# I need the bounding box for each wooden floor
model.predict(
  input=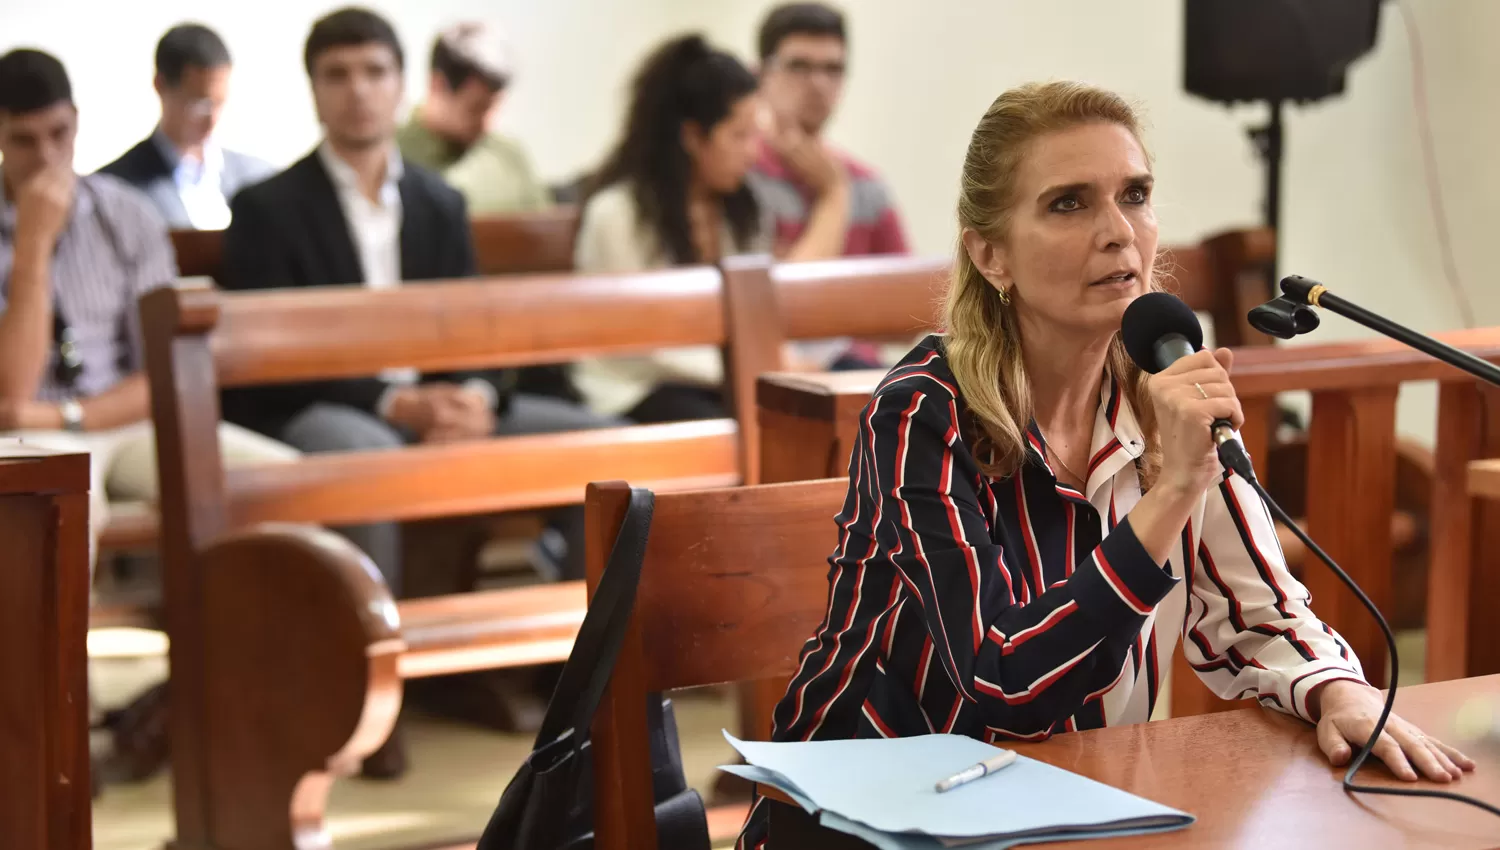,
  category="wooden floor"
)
[90,630,1428,850]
